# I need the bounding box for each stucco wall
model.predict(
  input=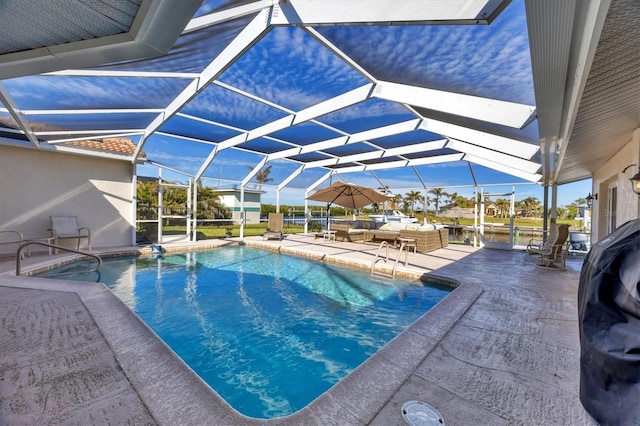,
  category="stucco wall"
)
[591,128,640,241]
[0,145,134,255]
